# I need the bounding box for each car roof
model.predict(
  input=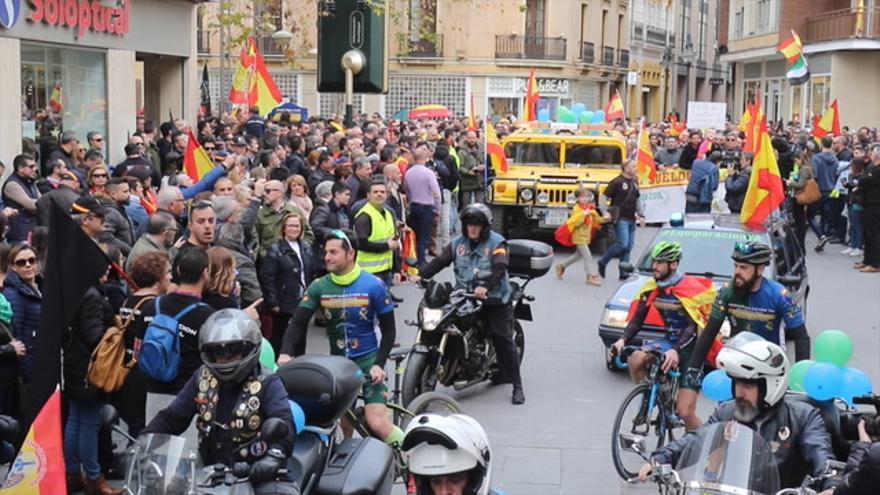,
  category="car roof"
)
[665,213,774,236]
